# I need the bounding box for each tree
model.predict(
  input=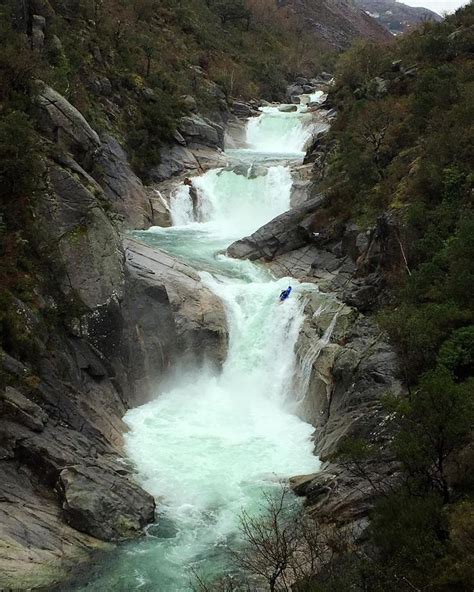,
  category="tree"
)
[213,0,251,29]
